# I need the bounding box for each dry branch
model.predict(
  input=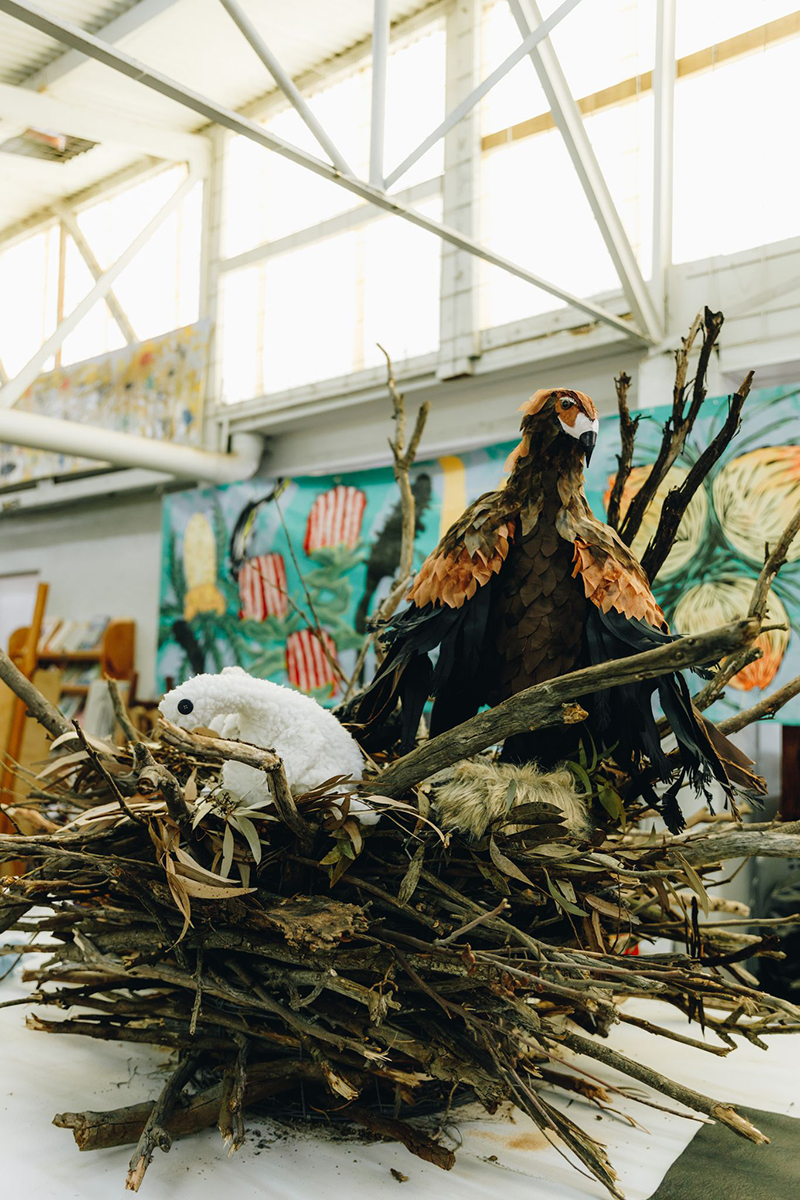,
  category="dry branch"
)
[619,308,723,547]
[345,347,430,698]
[643,371,754,581]
[606,371,638,532]
[715,674,800,737]
[370,618,758,798]
[0,646,70,740]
